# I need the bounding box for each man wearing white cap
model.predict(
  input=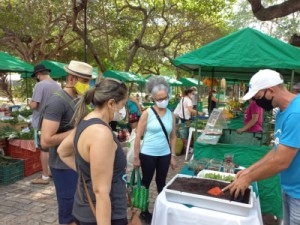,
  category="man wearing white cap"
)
[224,69,300,225]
